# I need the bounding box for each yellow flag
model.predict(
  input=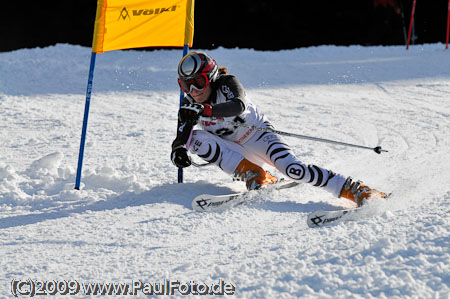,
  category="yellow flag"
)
[92,0,194,53]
